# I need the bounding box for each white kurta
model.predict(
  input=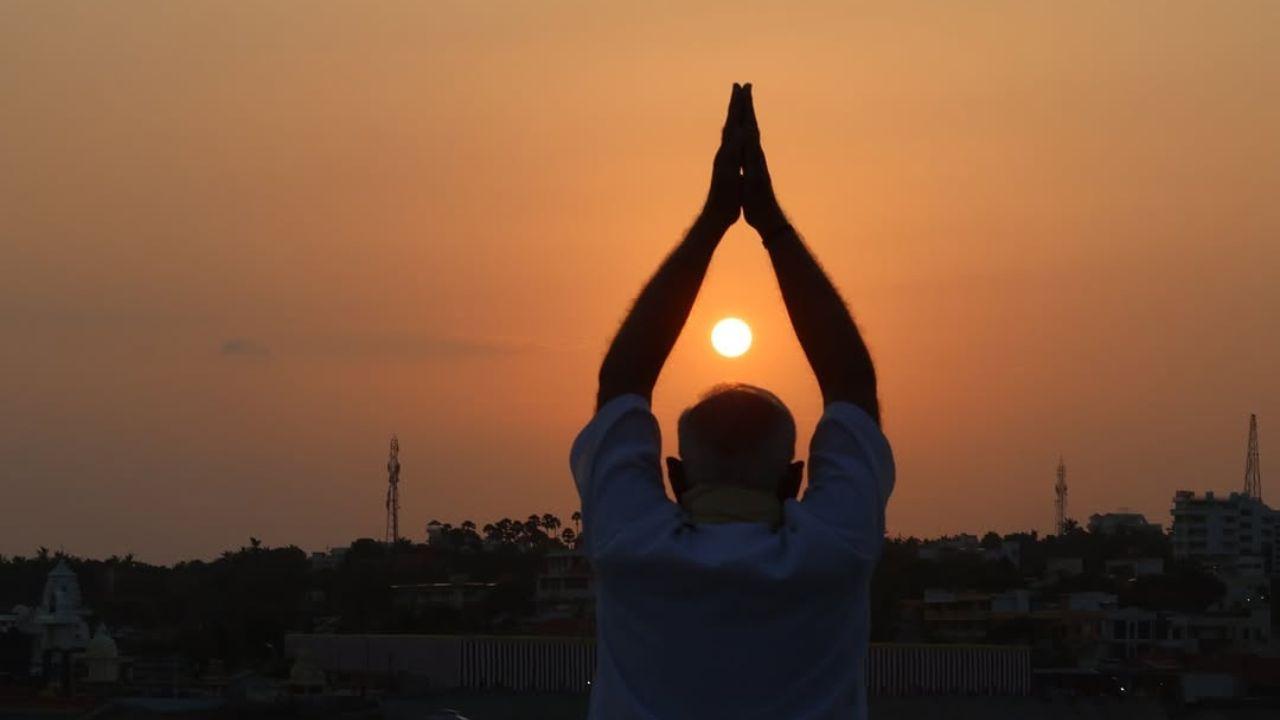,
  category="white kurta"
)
[571,394,895,720]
